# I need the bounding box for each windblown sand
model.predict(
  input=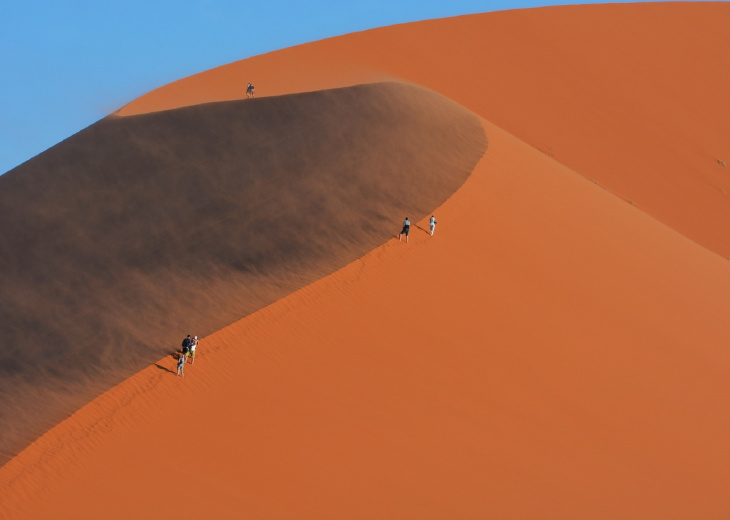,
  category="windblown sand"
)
[1,2,730,518]
[0,83,485,465]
